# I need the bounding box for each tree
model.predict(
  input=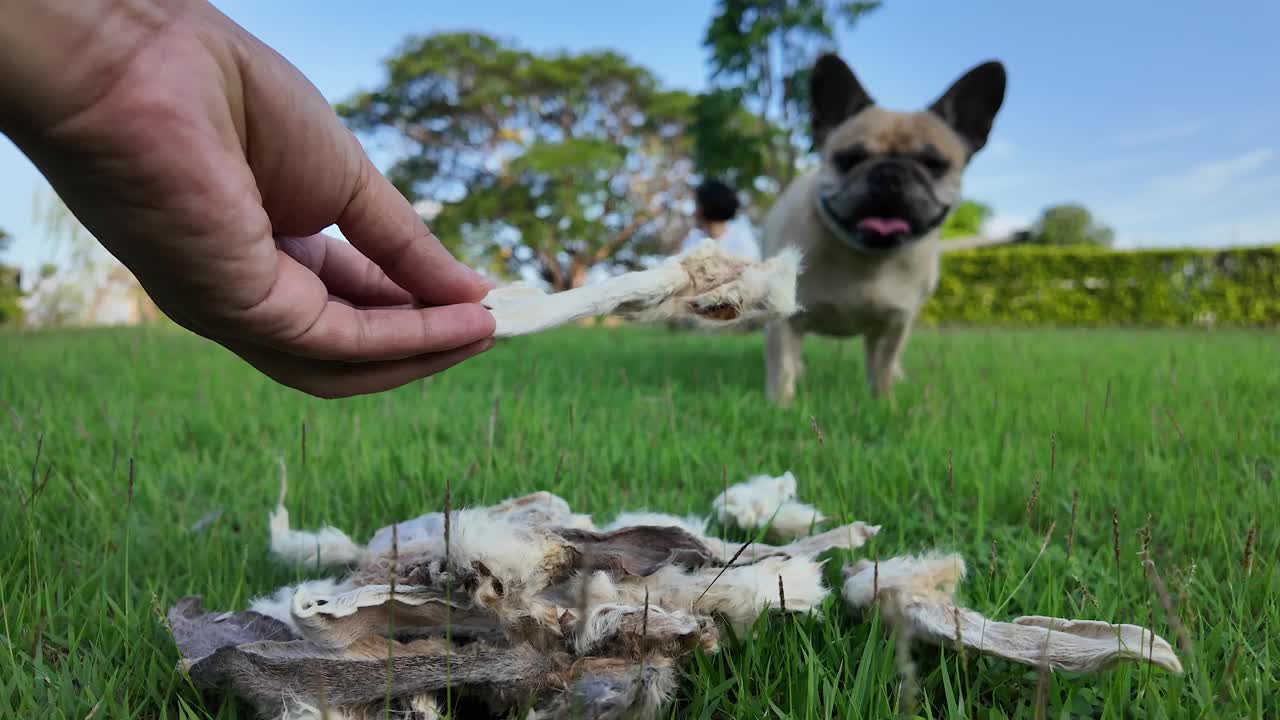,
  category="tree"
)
[941,200,993,239]
[699,0,881,195]
[0,226,21,326]
[23,186,163,327]
[1028,204,1115,247]
[338,33,698,291]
